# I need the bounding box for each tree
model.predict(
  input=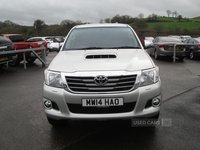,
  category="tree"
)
[183,28,189,34]
[138,13,144,19]
[0,21,3,29]
[130,19,148,31]
[104,18,111,23]
[166,10,171,17]
[148,14,152,21]
[2,20,18,28]
[174,27,181,34]
[60,19,76,30]
[177,15,182,21]
[111,14,134,24]
[33,19,45,33]
[99,19,104,23]
[154,24,164,34]
[174,11,178,18]
[152,14,158,21]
